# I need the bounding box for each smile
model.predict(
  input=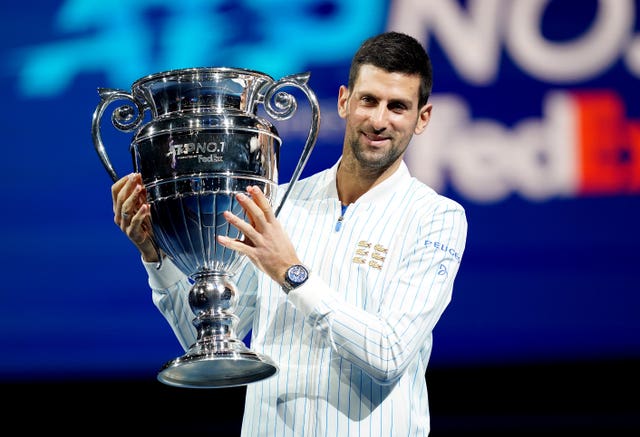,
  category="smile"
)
[363,132,390,145]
